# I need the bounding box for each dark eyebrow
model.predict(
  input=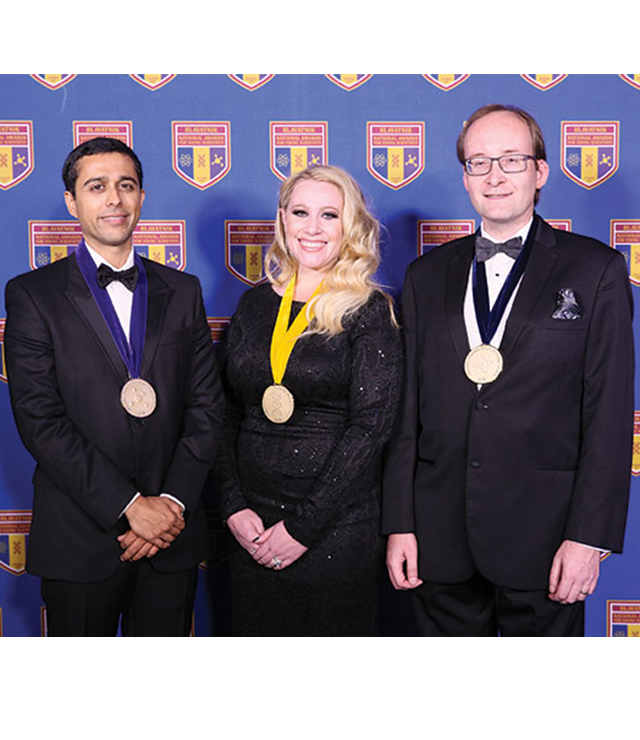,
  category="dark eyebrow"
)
[81,175,139,188]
